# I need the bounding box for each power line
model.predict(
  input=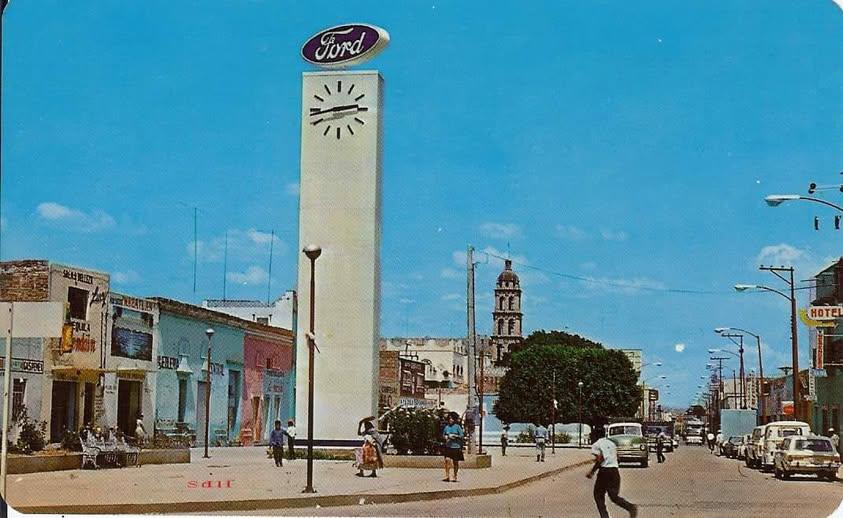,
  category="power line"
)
[481,251,735,295]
